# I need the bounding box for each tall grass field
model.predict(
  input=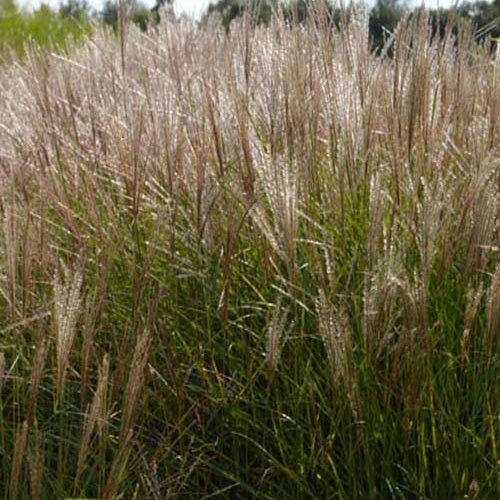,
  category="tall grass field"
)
[0,5,498,499]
